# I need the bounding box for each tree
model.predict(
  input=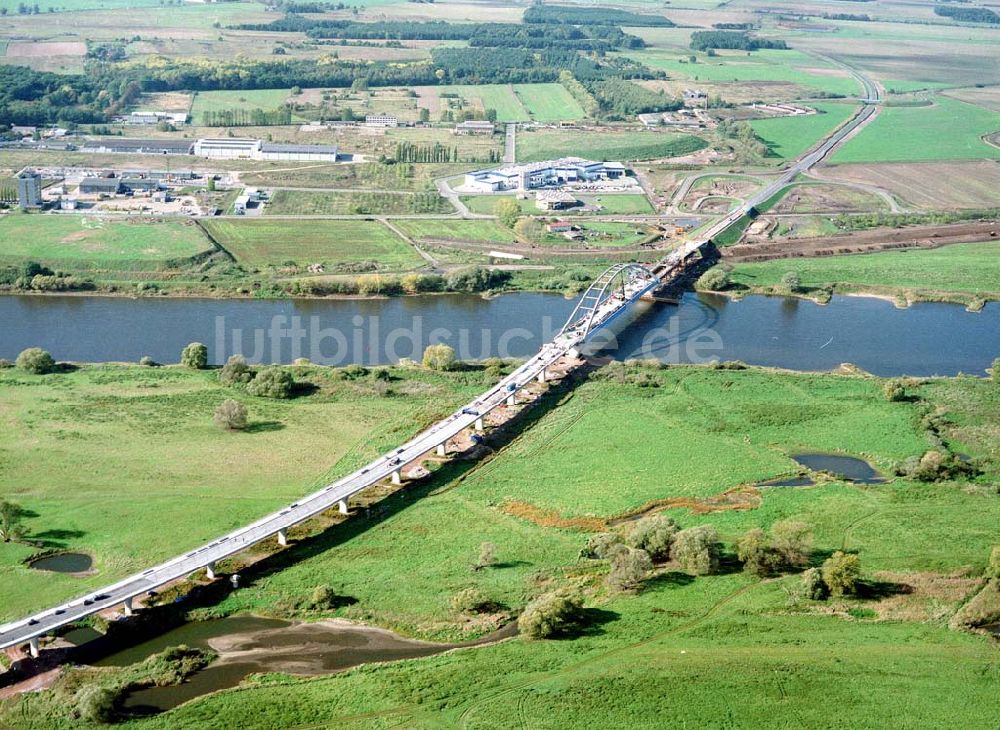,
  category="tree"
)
[0,500,27,542]
[206,177,216,192]
[770,519,813,568]
[822,551,861,596]
[518,591,586,639]
[781,271,802,293]
[695,267,730,291]
[626,514,678,561]
[736,528,778,577]
[580,532,622,560]
[987,546,1000,582]
[418,107,430,123]
[883,379,906,402]
[16,347,55,374]
[475,541,497,570]
[673,525,720,575]
[606,547,653,591]
[423,344,457,371]
[513,216,544,242]
[246,367,294,398]
[800,567,828,600]
[219,354,253,386]
[180,342,208,369]
[495,198,521,228]
[214,399,248,430]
